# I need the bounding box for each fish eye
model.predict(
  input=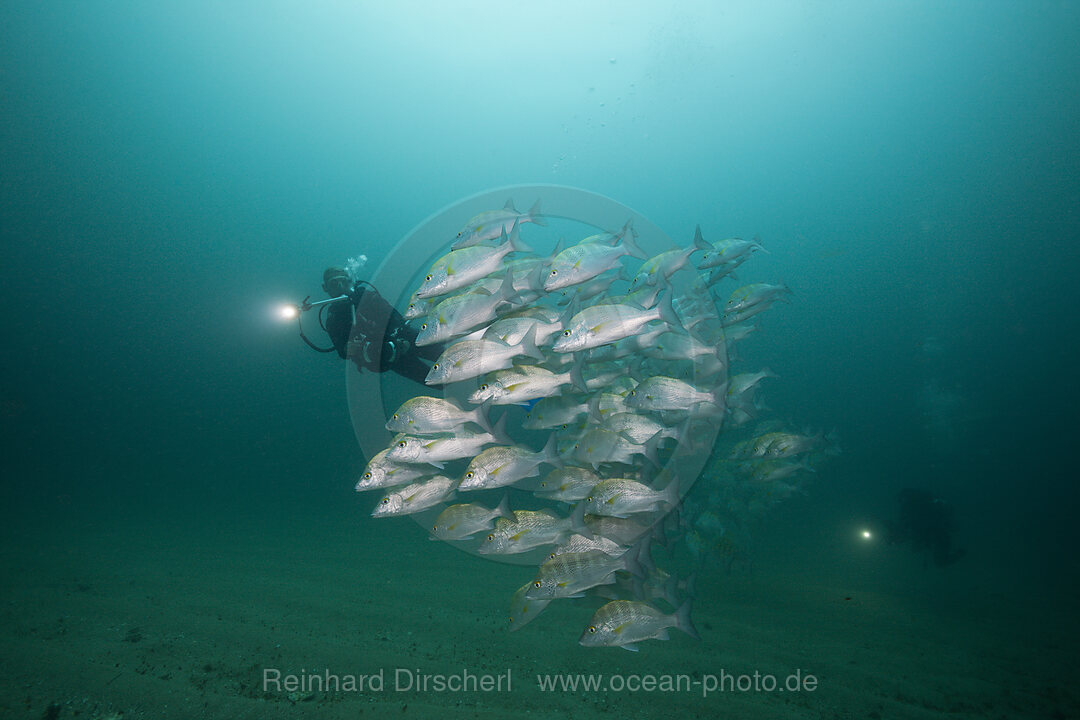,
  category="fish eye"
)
[363,472,372,479]
[392,414,399,420]
[466,472,475,479]
[397,441,407,448]
[588,626,597,633]
[432,525,438,532]
[563,330,571,336]
[533,581,542,588]
[425,274,433,282]
[586,496,593,502]
[432,363,439,370]
[381,498,389,504]
[549,552,557,560]
[549,269,557,276]
[486,534,494,541]
[480,384,488,390]
[421,323,428,330]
